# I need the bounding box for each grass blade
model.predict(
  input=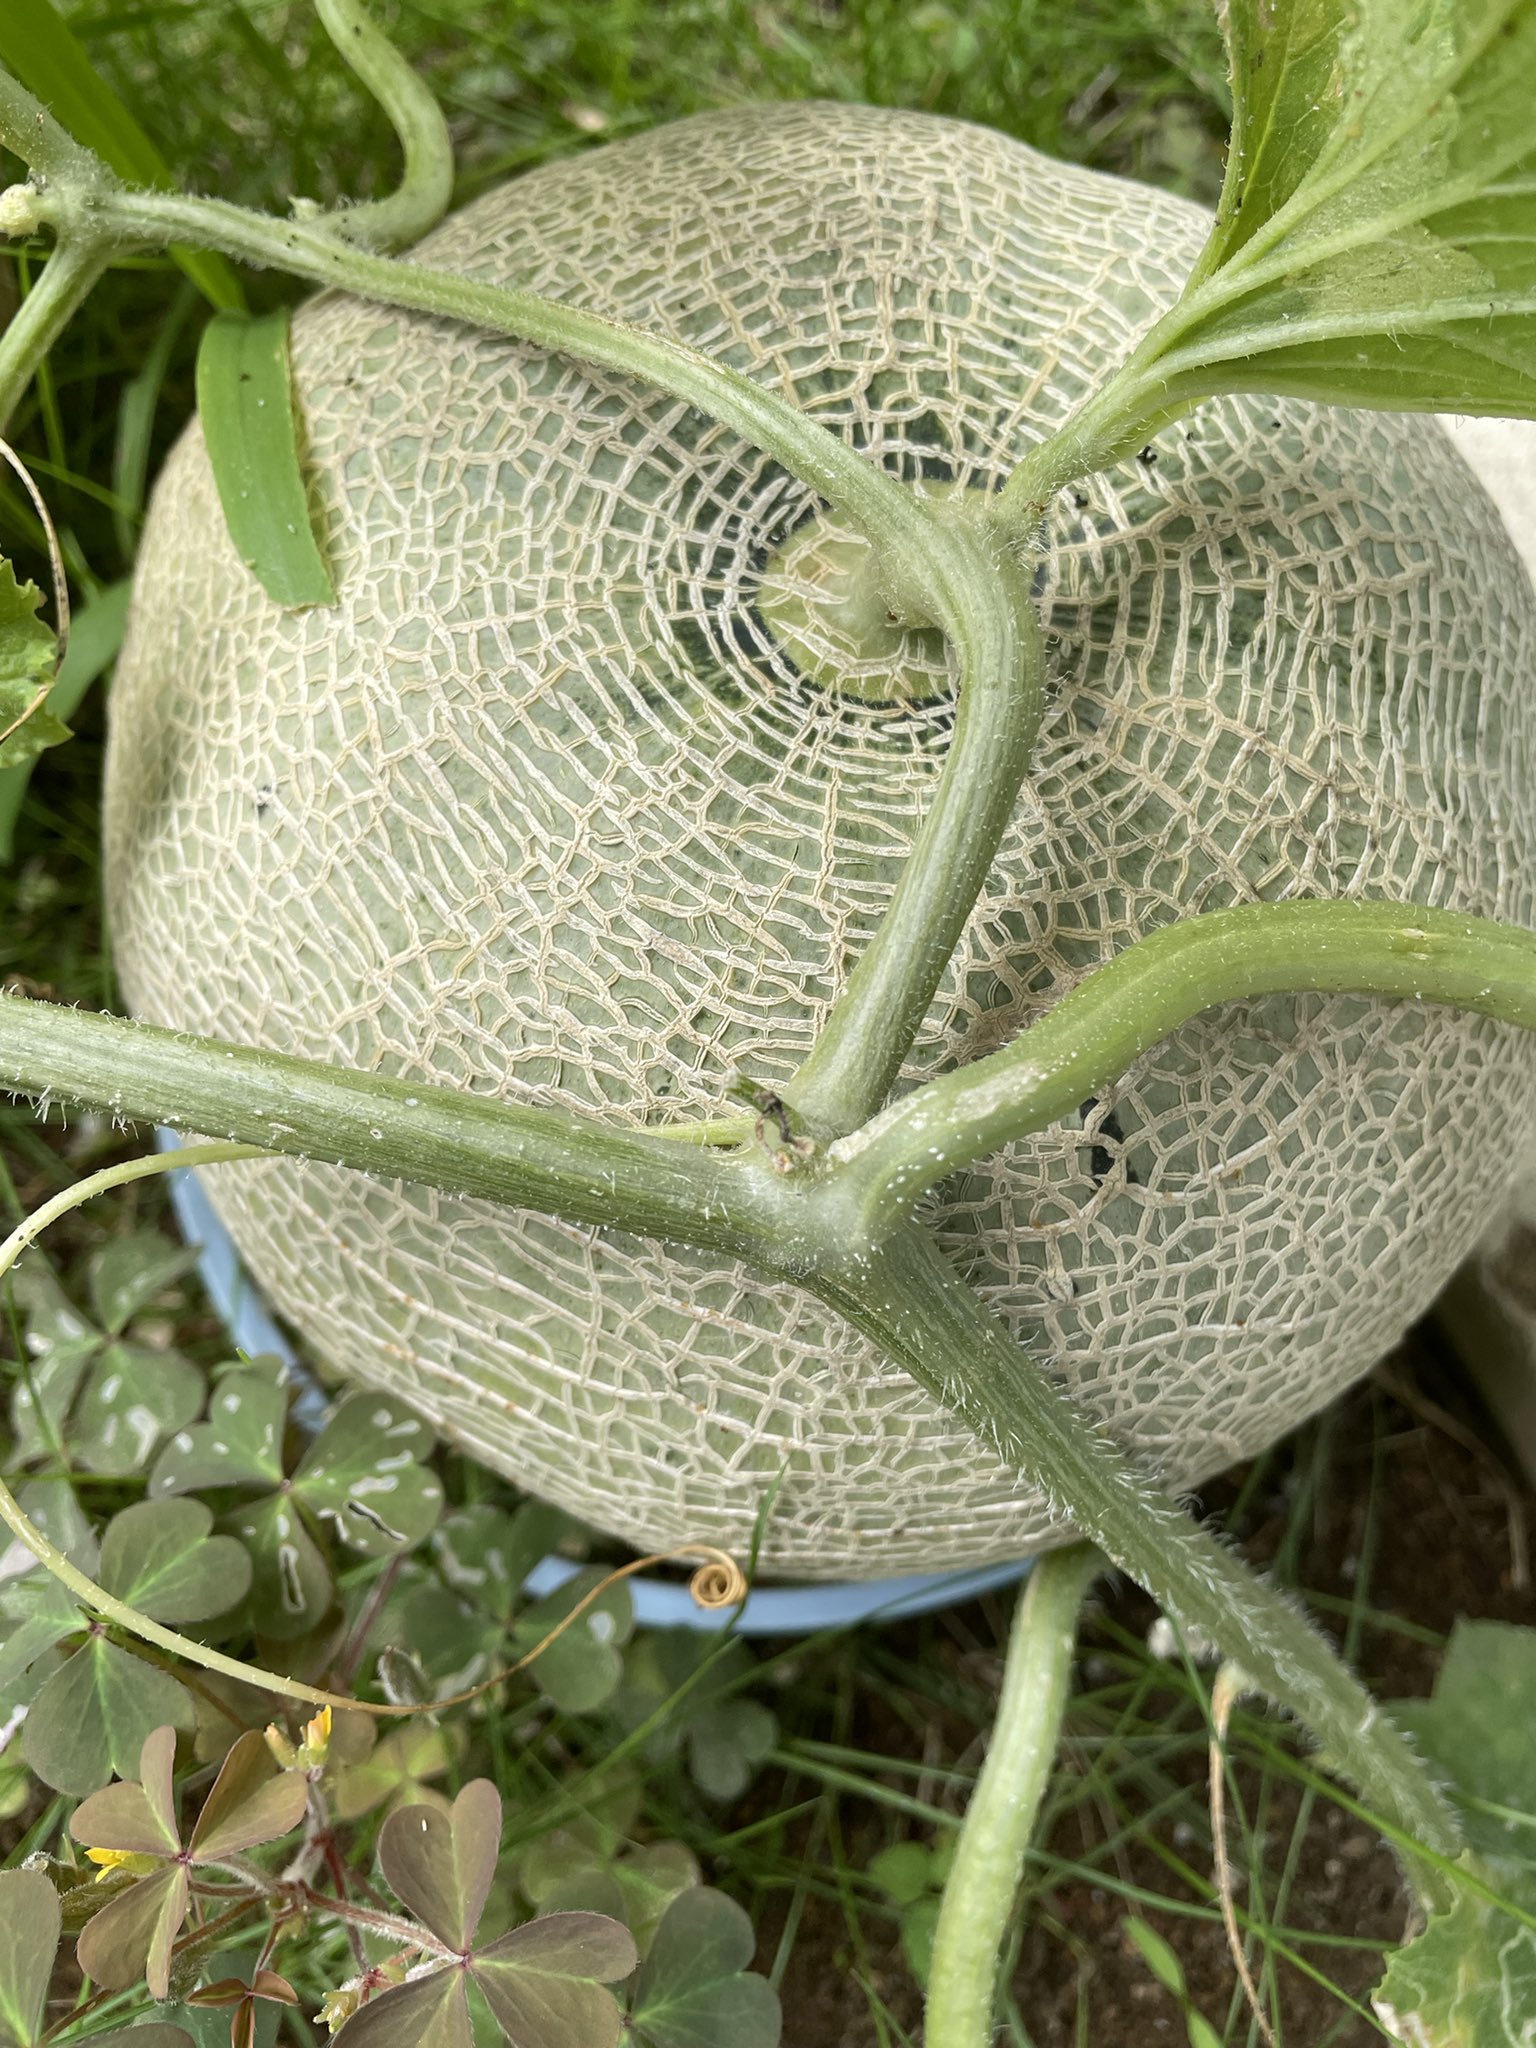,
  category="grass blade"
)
[195,309,335,611]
